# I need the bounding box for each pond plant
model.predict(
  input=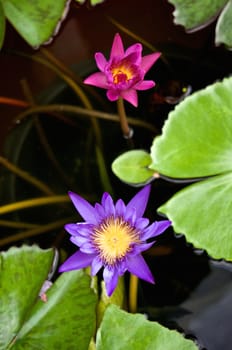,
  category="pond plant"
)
[0,1,232,349]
